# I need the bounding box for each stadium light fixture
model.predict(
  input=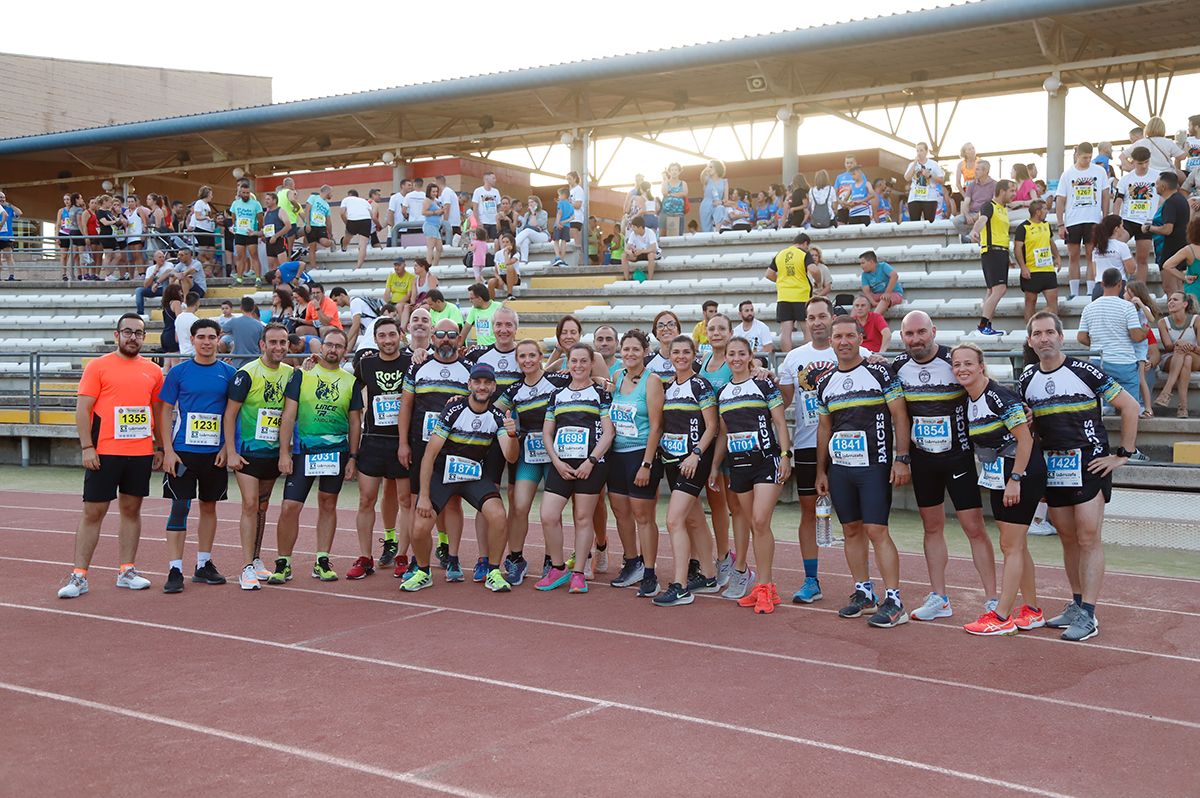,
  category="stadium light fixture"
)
[1043,74,1062,95]
[231,167,245,179]
[101,180,113,191]
[381,151,396,165]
